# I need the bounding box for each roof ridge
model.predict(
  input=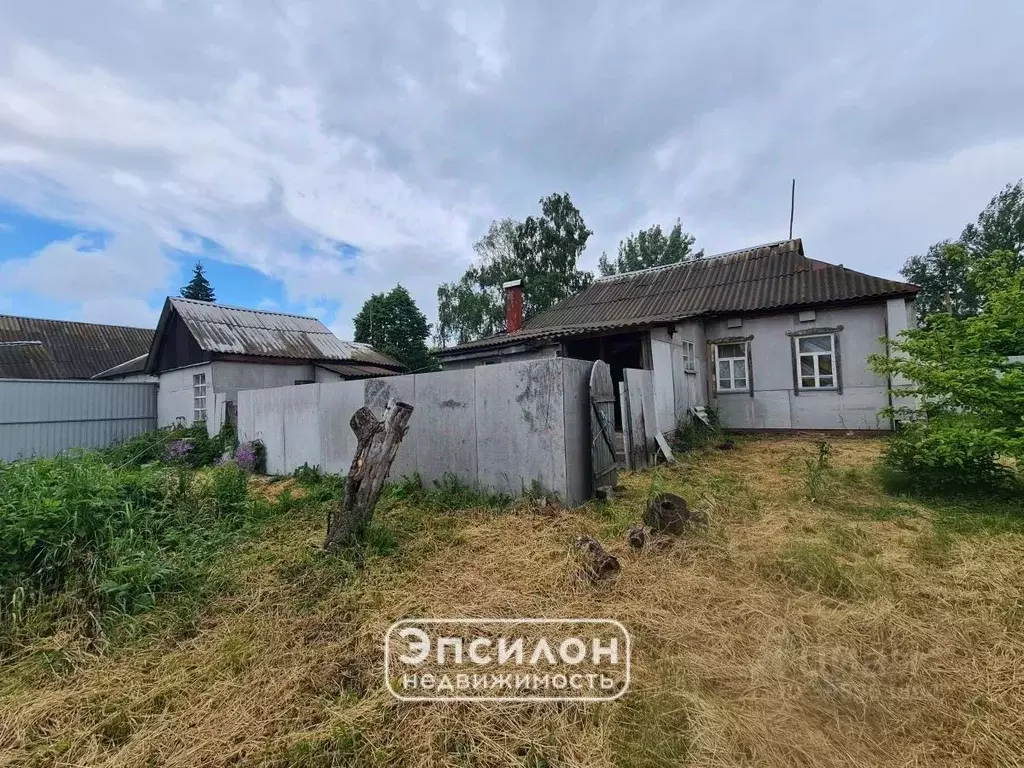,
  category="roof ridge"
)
[170,297,328,324]
[593,238,800,283]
